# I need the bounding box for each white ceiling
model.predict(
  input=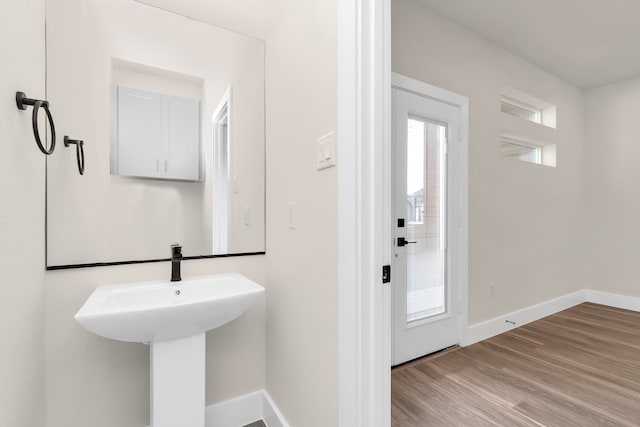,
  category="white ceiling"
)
[415,0,640,90]
[136,0,270,40]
